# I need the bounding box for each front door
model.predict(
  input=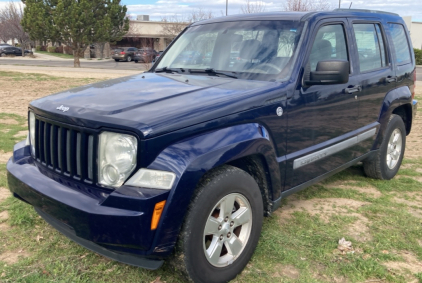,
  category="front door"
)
[286,19,361,189]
